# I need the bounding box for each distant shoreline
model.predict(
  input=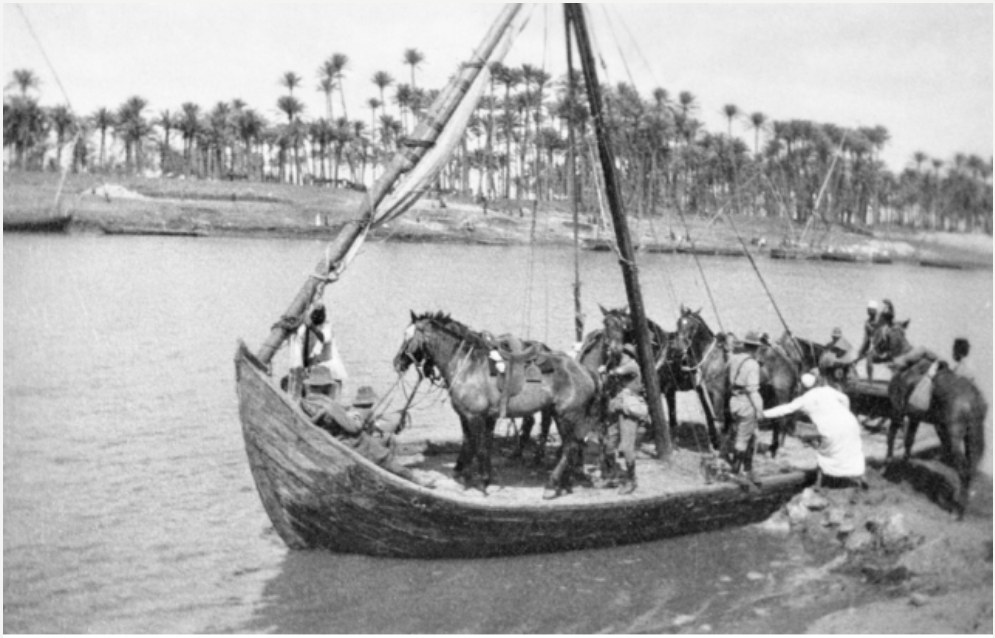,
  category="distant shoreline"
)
[4,171,992,270]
